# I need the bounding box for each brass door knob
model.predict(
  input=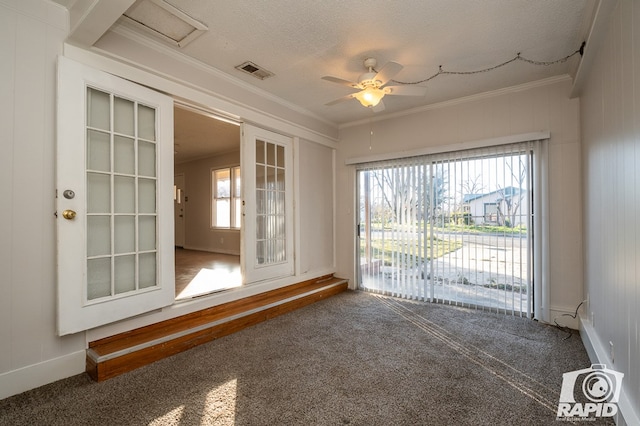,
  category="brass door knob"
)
[62,209,77,220]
